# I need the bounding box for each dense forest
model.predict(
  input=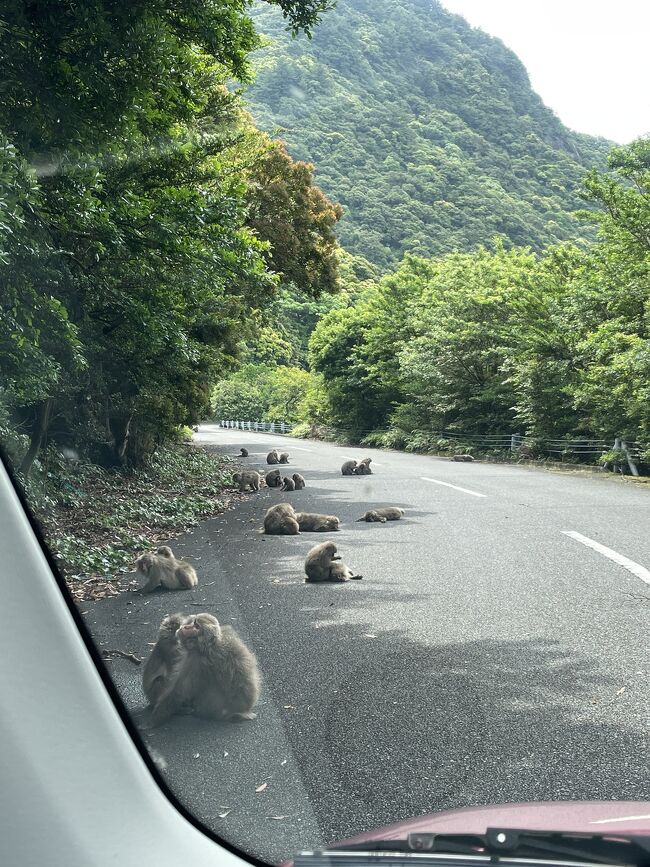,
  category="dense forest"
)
[0,0,341,474]
[245,0,612,267]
